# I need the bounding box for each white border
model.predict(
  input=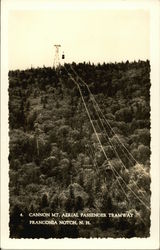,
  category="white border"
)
[1,0,160,249]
